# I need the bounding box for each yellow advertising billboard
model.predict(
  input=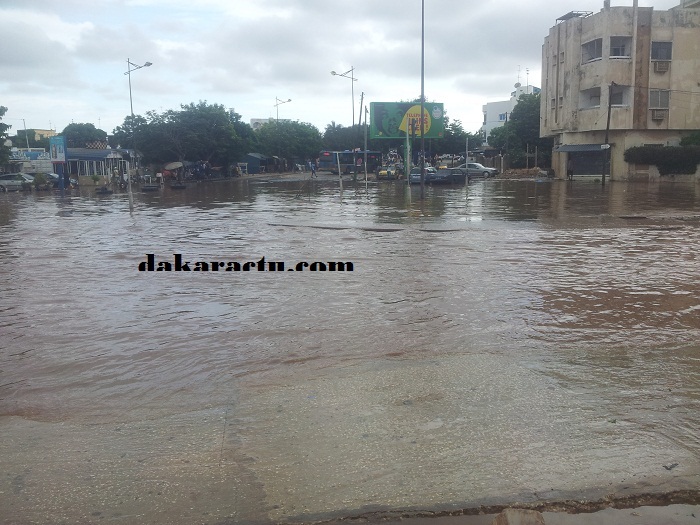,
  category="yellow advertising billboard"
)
[370,102,444,139]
